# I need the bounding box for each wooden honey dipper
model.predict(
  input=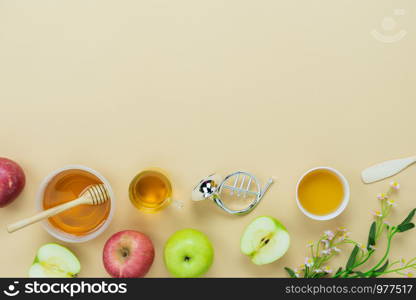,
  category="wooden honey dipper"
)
[7,184,109,233]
